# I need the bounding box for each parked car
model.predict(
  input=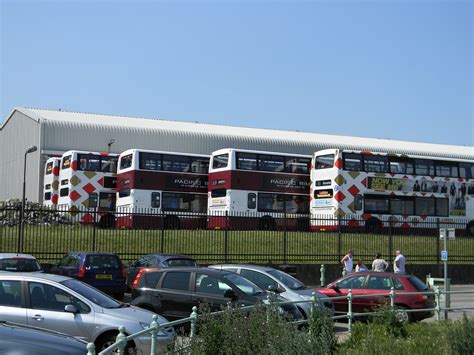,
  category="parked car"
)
[0,272,176,353]
[49,252,126,300]
[315,272,435,322]
[126,254,198,290]
[130,267,304,322]
[0,253,42,272]
[209,264,332,318]
[0,320,87,354]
